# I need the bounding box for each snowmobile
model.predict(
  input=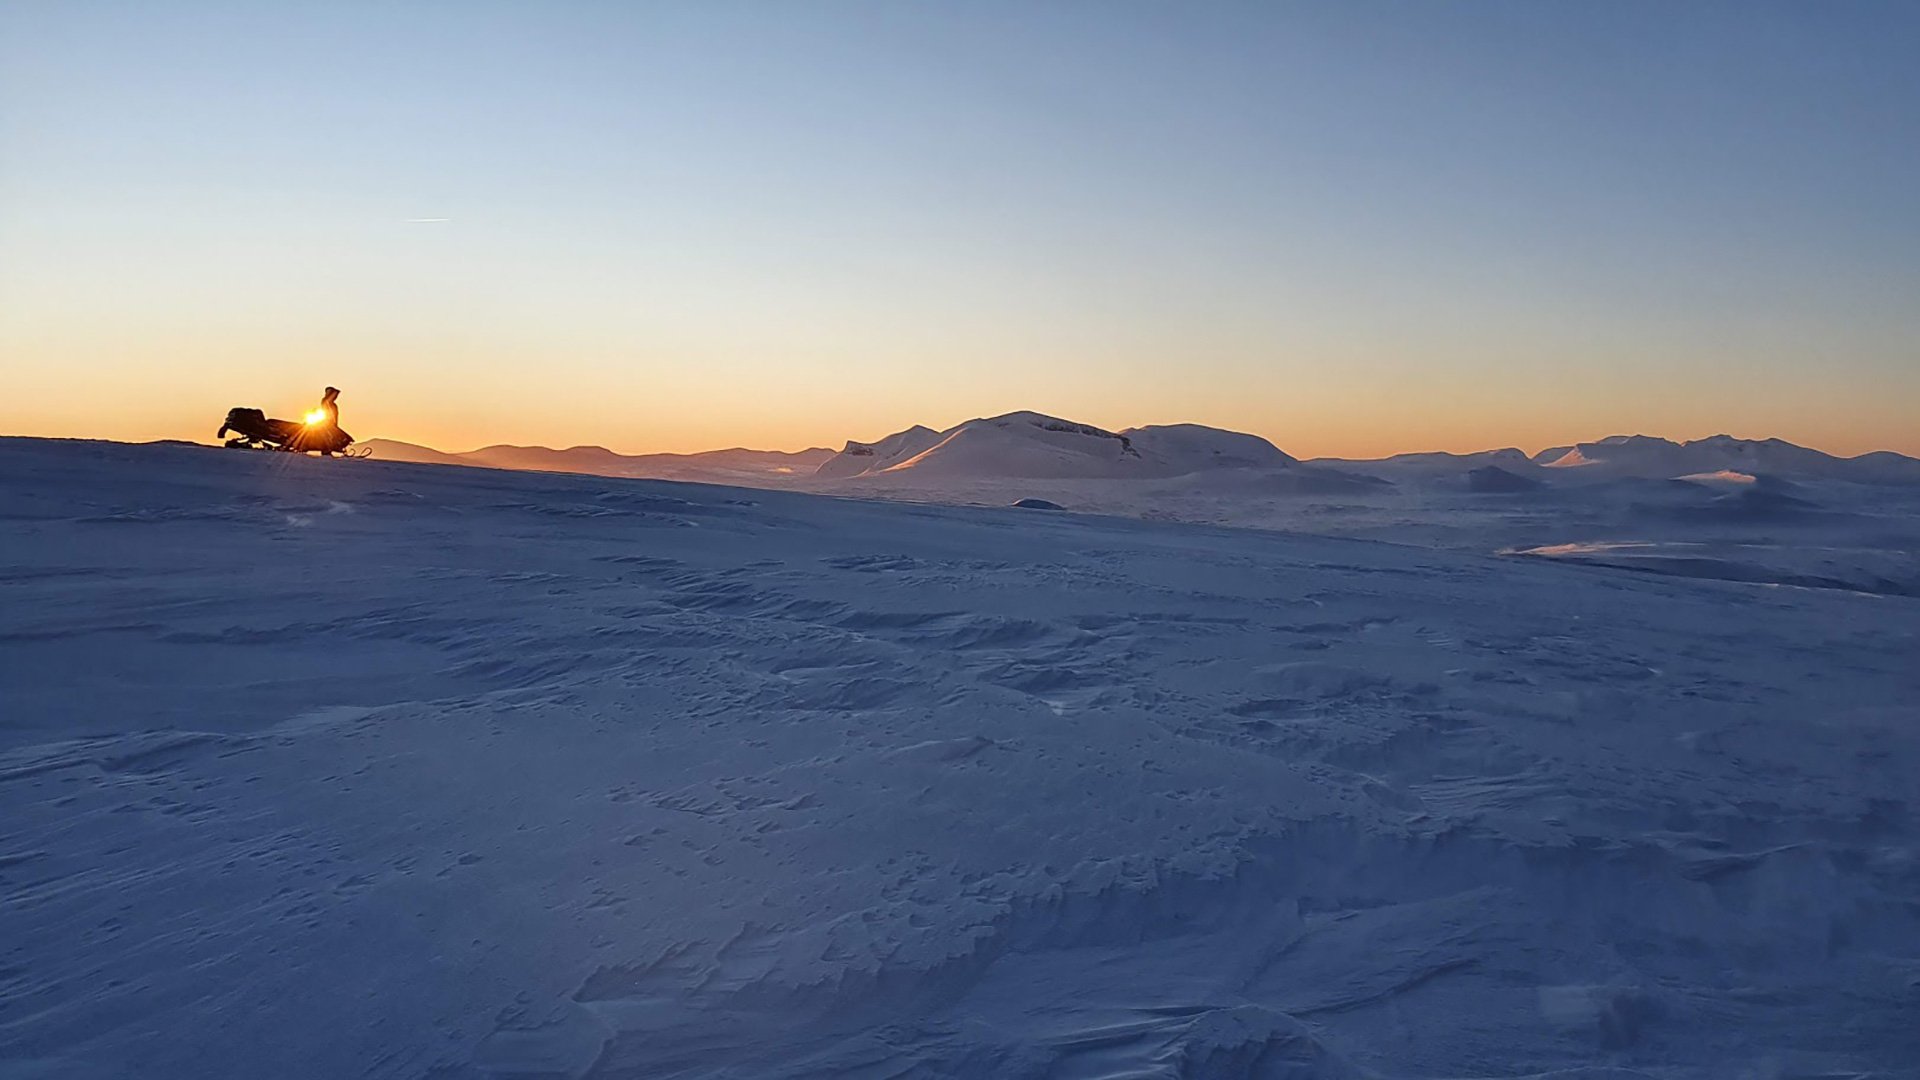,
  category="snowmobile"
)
[217,406,367,457]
